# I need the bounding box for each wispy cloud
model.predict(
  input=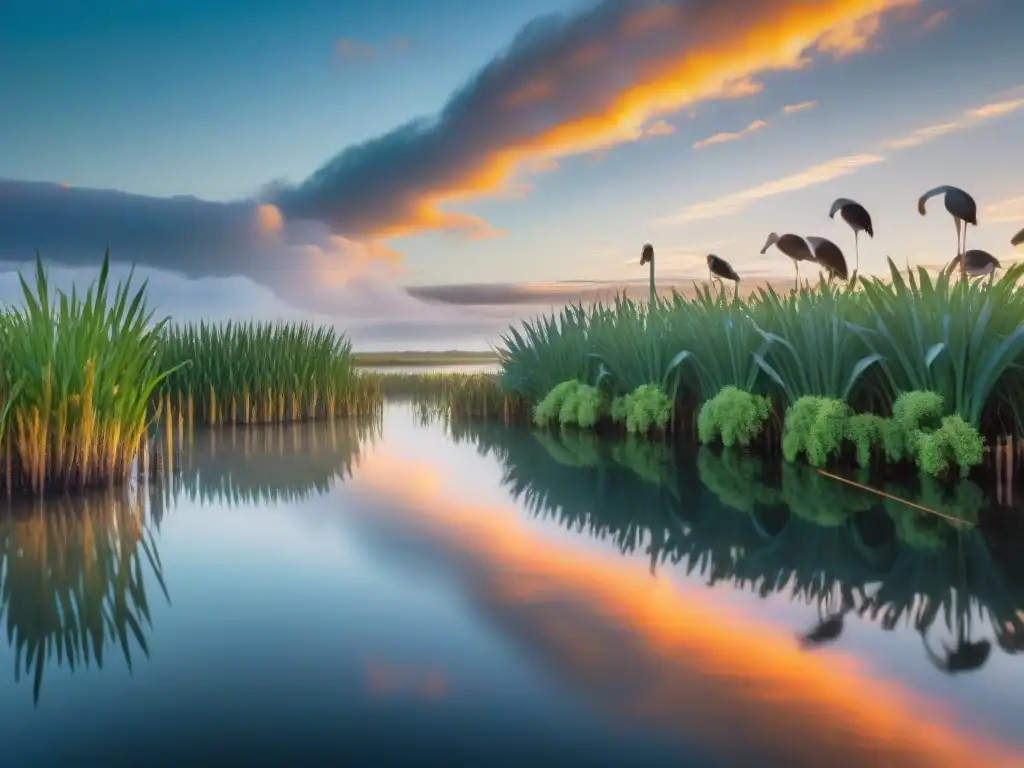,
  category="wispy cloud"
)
[659,88,1024,224]
[883,95,1024,149]
[644,120,676,137]
[692,119,768,150]
[782,100,818,114]
[814,13,884,58]
[984,196,1024,224]
[658,155,884,223]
